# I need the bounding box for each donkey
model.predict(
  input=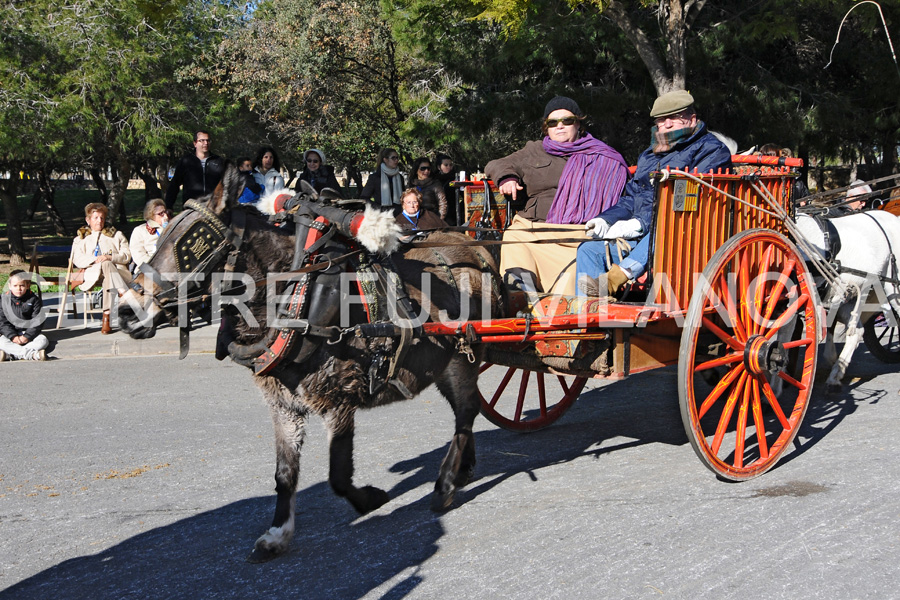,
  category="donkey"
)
[118,165,503,561]
[795,210,900,391]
